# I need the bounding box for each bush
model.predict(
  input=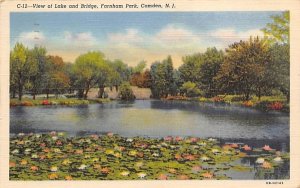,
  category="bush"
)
[267,101,283,110]
[180,82,202,97]
[21,101,34,106]
[42,100,50,105]
[242,100,254,107]
[211,96,225,103]
[118,82,135,101]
